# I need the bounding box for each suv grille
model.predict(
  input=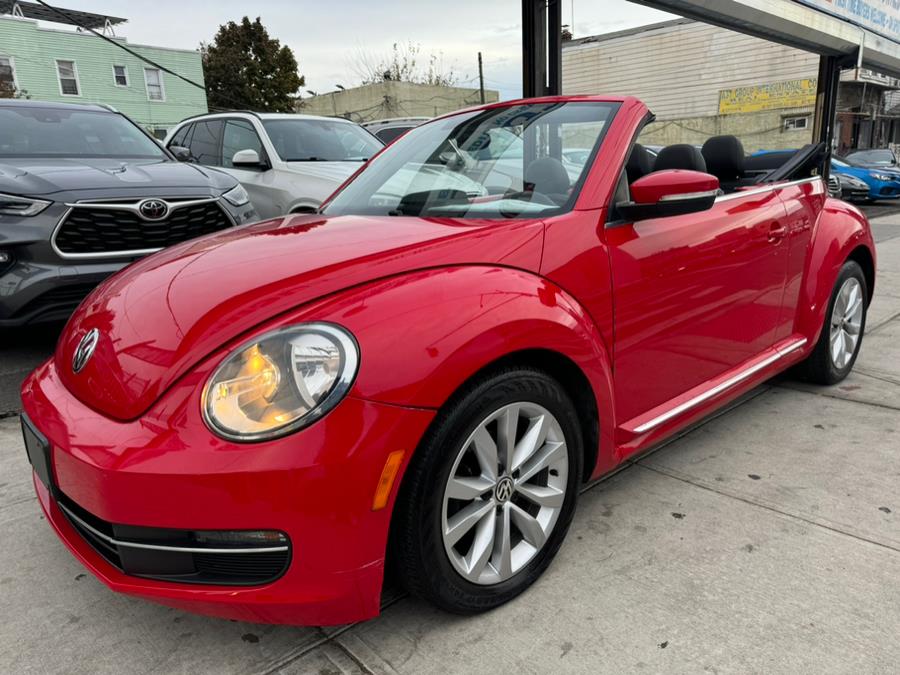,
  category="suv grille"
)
[55,199,232,256]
